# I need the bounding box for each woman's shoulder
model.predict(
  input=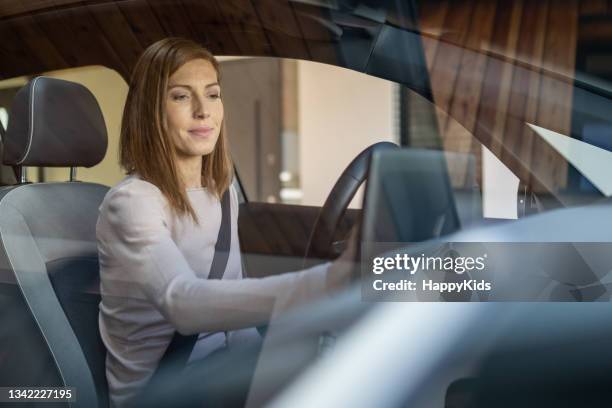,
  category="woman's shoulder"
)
[100,174,168,217]
[97,175,173,239]
[110,174,162,196]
